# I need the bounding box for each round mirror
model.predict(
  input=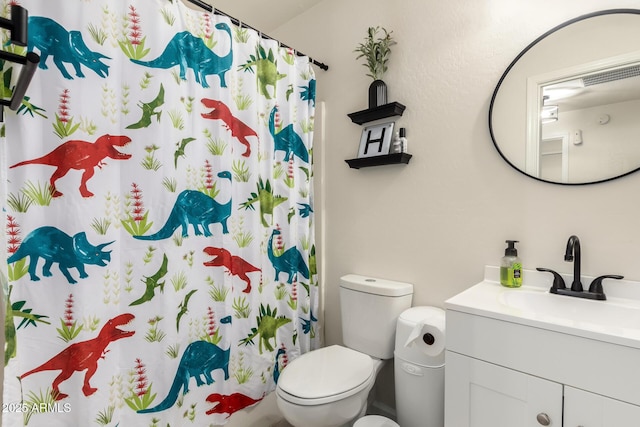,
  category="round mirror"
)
[490,9,640,185]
